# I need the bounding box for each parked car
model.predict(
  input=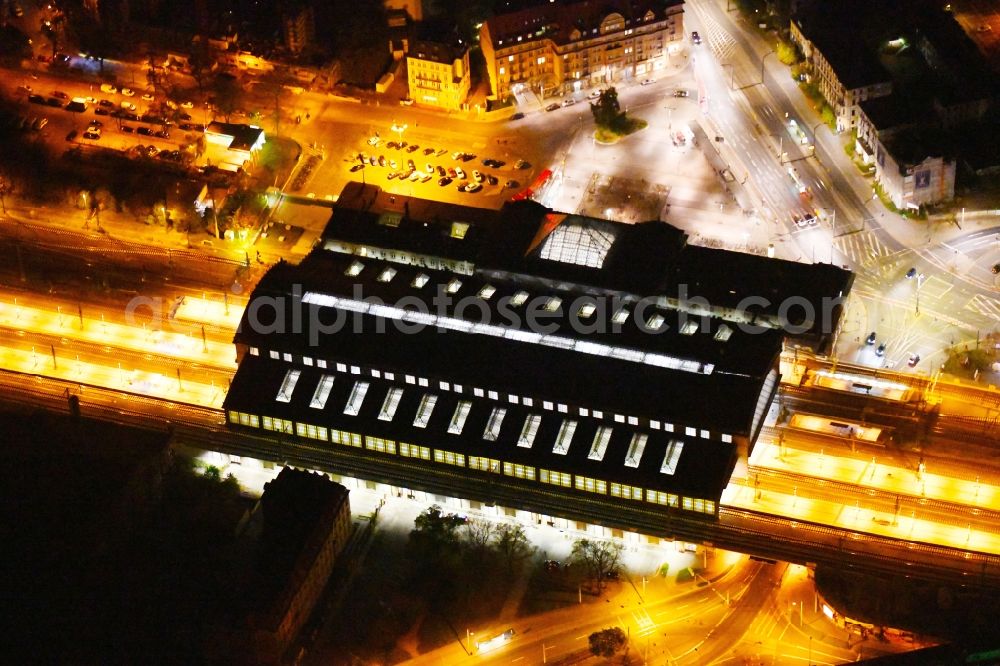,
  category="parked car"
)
[180,101,194,109]
[866,332,877,346]
[51,91,69,100]
[992,263,1000,274]
[100,83,118,94]
[141,93,155,102]
[486,174,499,186]
[463,182,482,193]
[905,267,917,279]
[504,180,520,189]
[511,112,525,120]
[673,89,690,97]
[83,130,100,140]
[121,101,137,112]
[28,94,46,105]
[406,144,420,153]
[876,343,887,357]
[137,126,153,136]
[588,90,602,99]
[515,159,530,169]
[691,30,702,44]
[94,108,109,116]
[155,129,169,139]
[640,78,654,86]
[908,353,921,367]
[545,102,560,112]
[121,88,136,97]
[438,176,452,186]
[99,99,115,107]
[349,163,363,172]
[399,98,414,106]
[562,97,576,107]
[423,147,435,156]
[455,167,466,180]
[472,169,484,182]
